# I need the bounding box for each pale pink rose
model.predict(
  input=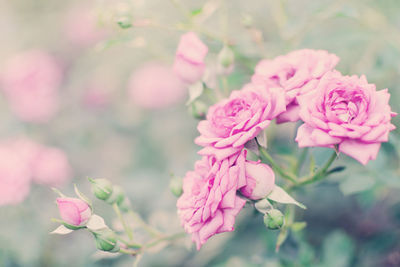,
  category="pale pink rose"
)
[173,32,208,84]
[295,70,396,165]
[64,5,108,46]
[0,144,32,206]
[56,197,91,226]
[128,63,186,109]
[239,160,275,200]
[195,84,286,160]
[1,50,62,123]
[31,147,72,186]
[177,151,247,250]
[252,49,339,123]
